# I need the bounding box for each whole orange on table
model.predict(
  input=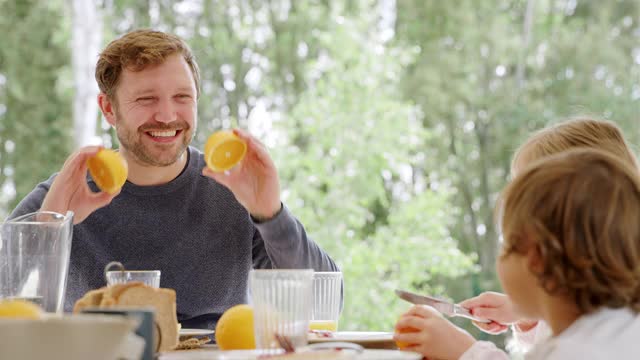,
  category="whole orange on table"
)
[204,130,247,172]
[87,149,128,194]
[0,299,42,319]
[215,304,255,350]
